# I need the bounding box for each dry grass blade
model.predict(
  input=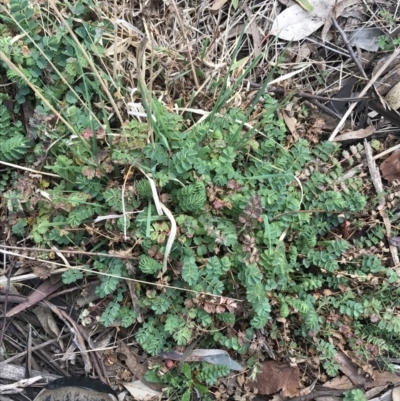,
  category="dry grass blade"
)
[0,161,60,177]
